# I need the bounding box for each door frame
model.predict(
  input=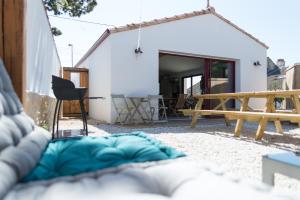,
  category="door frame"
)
[204,58,236,95]
[159,52,236,95]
